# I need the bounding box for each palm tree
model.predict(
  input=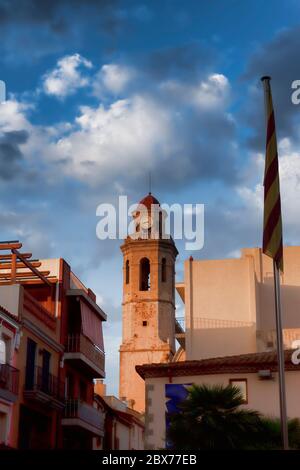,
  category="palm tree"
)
[167,384,264,450]
[168,384,300,449]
